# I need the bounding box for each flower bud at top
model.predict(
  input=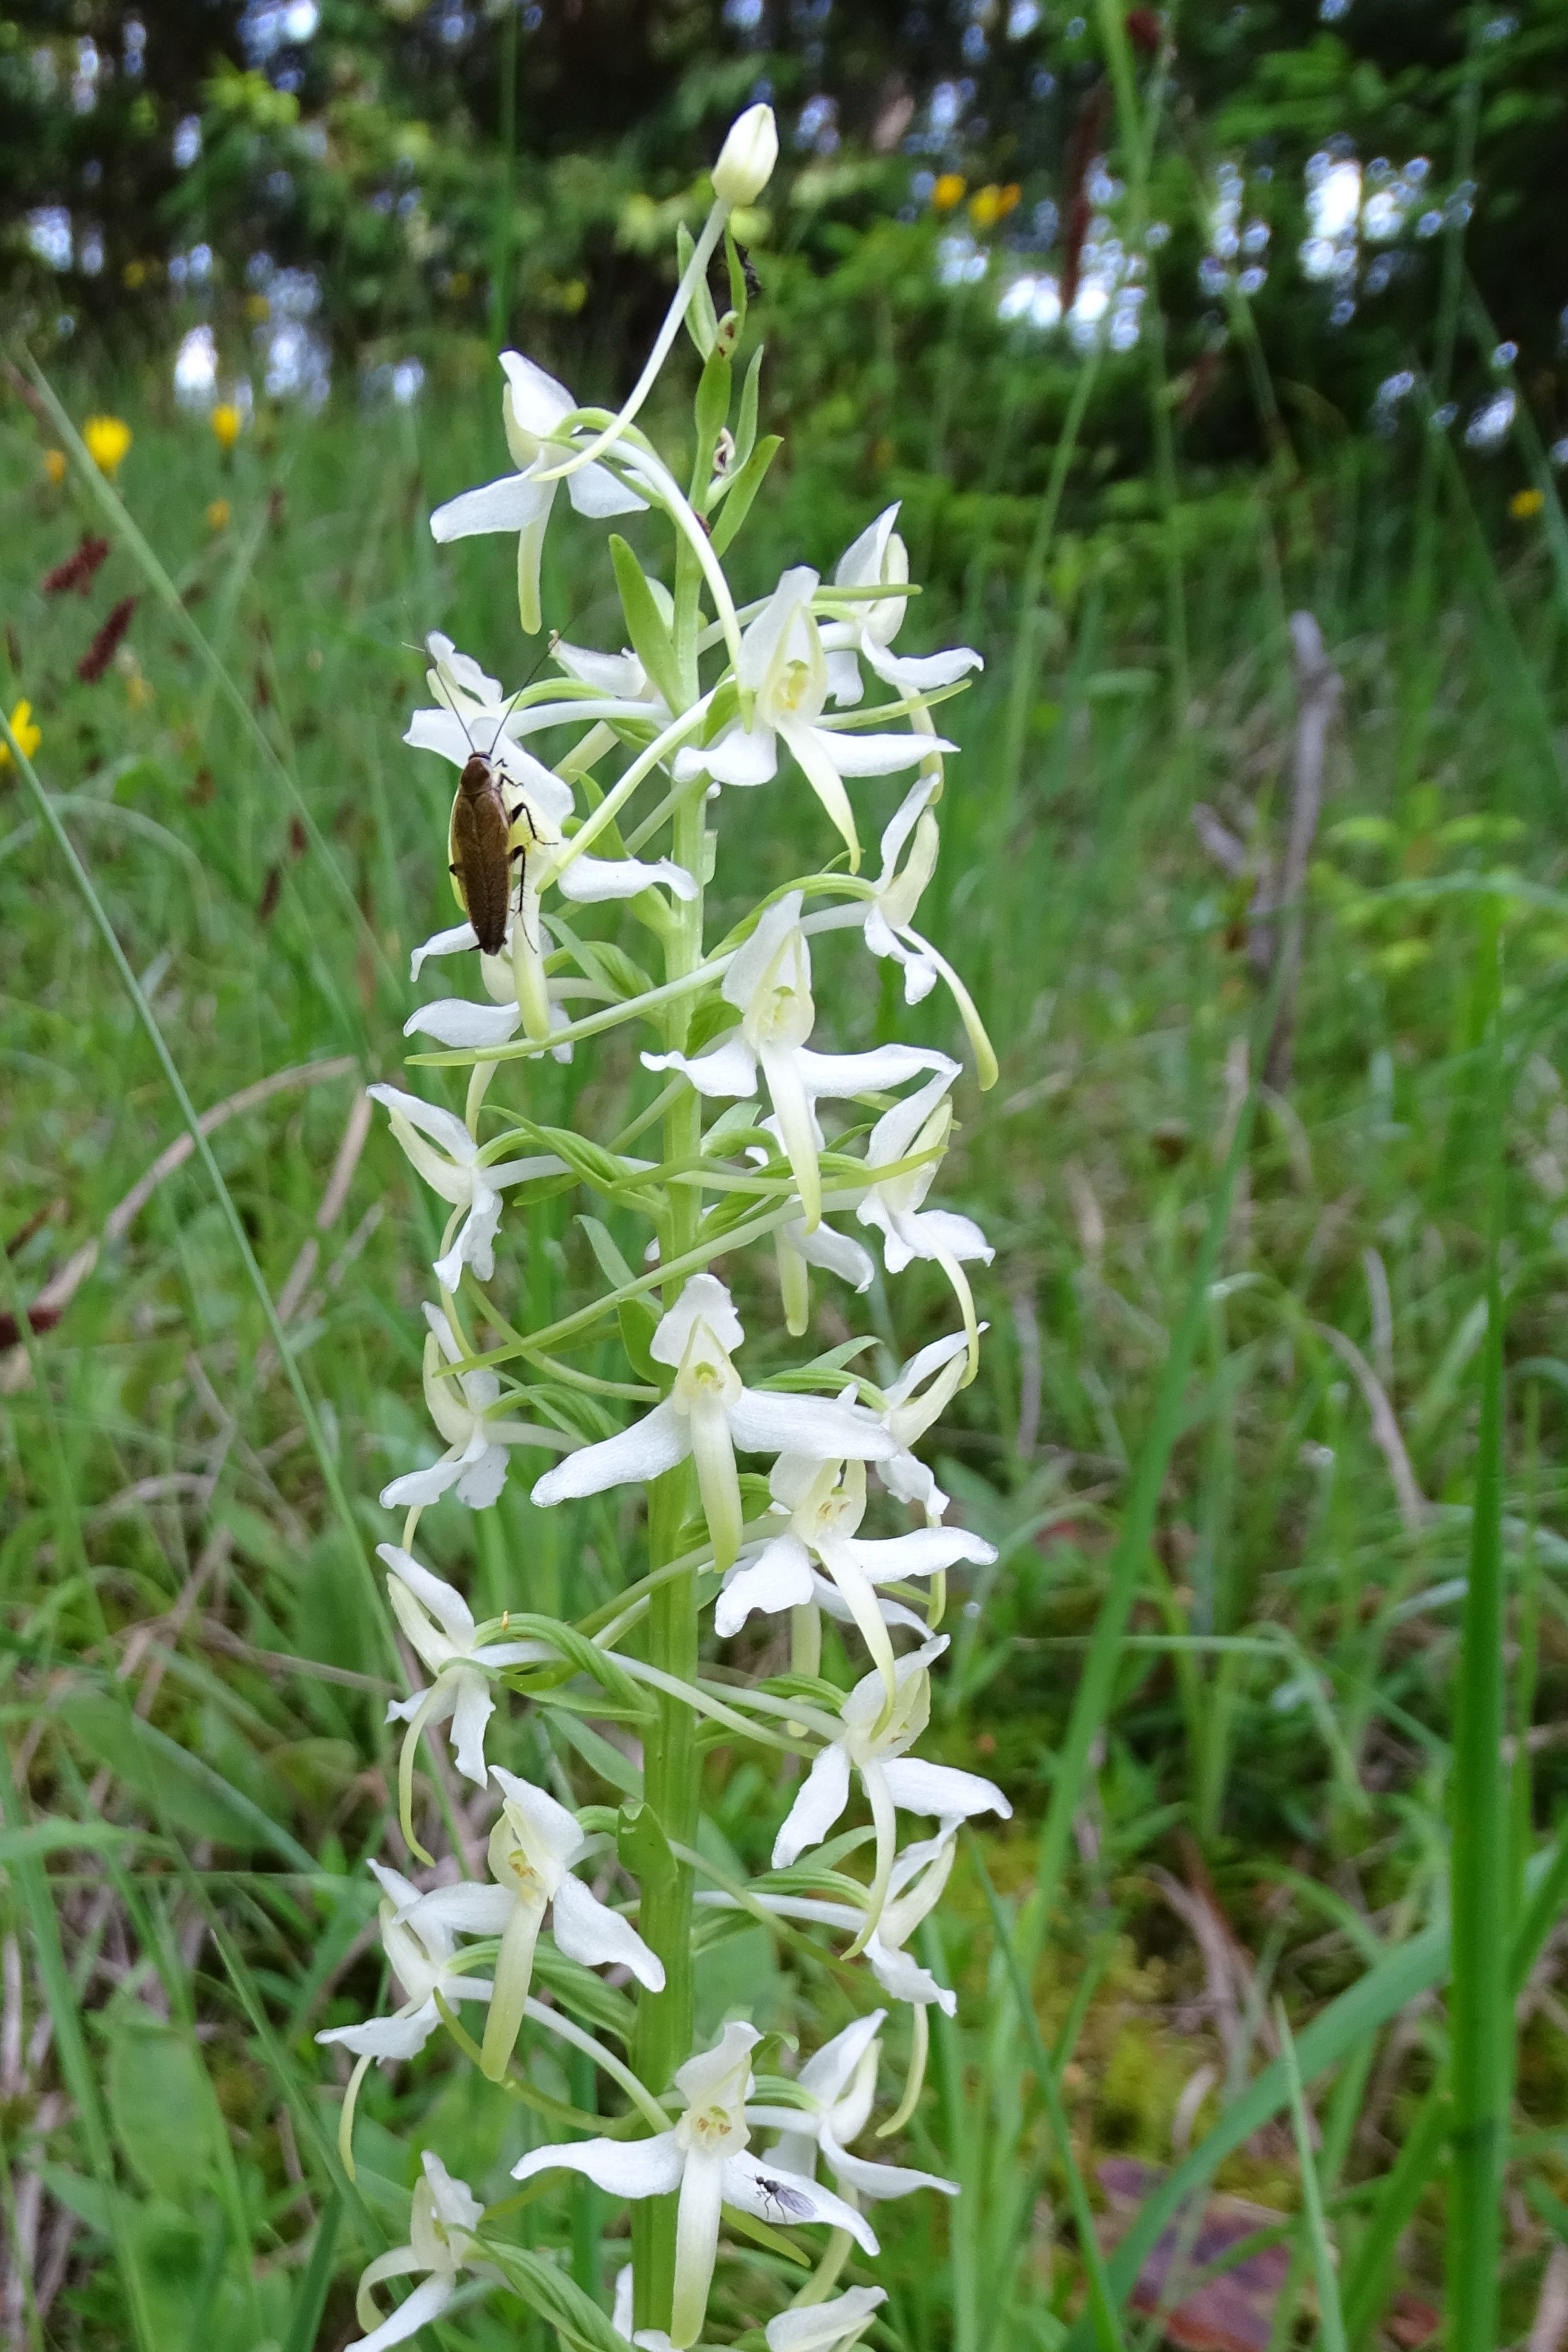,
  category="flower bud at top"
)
[712,103,778,207]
